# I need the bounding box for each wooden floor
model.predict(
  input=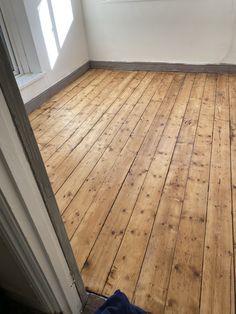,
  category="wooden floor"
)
[29,69,236,314]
